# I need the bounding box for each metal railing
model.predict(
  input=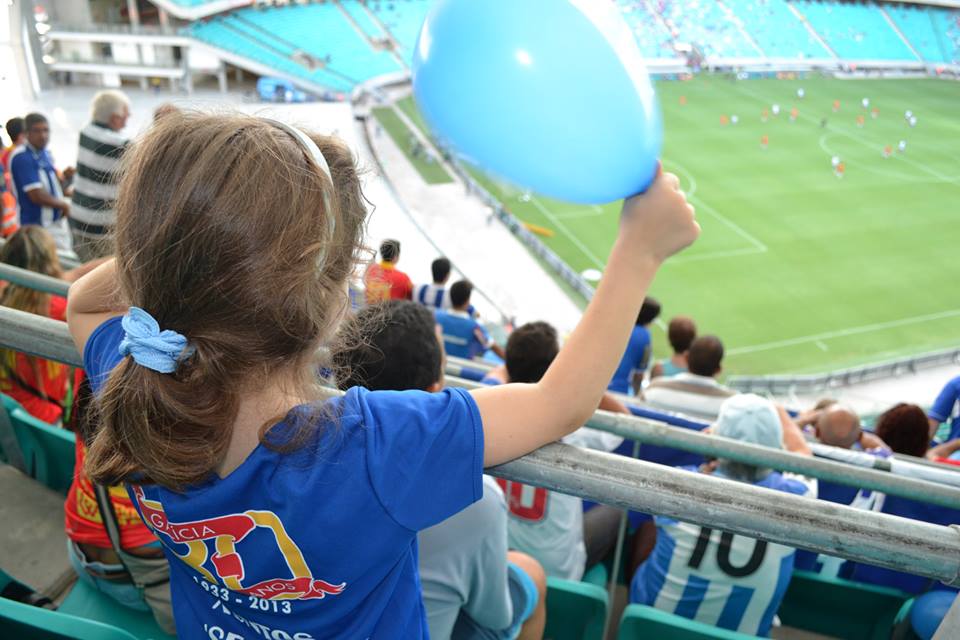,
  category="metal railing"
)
[0,263,956,511]
[0,264,70,297]
[1,305,960,587]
